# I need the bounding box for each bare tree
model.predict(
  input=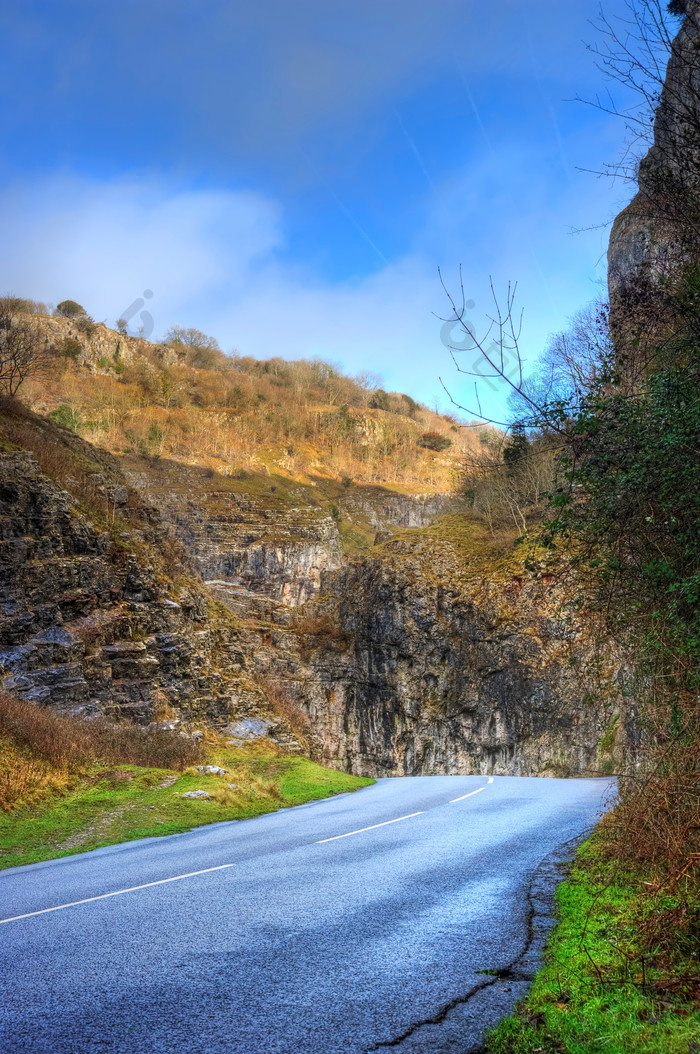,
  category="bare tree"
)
[0,301,47,396]
[437,270,567,431]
